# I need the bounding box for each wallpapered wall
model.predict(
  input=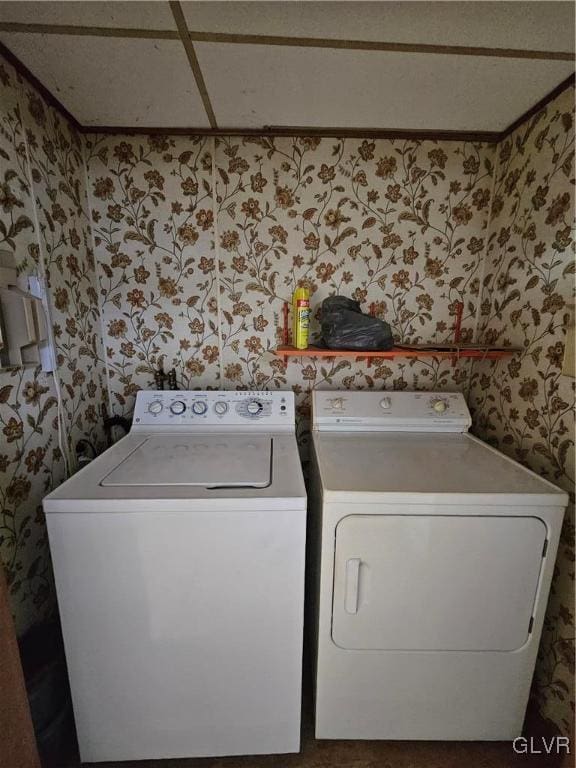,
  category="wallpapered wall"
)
[469,86,575,735]
[86,133,495,438]
[0,57,107,635]
[0,46,574,735]
[85,135,221,408]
